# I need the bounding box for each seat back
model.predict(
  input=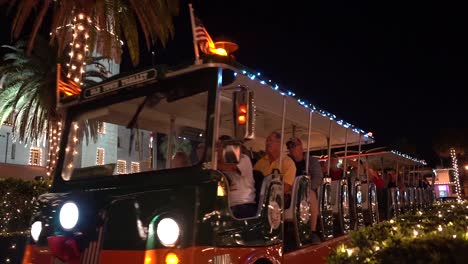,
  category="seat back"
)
[285,175,309,221]
[253,169,265,206]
